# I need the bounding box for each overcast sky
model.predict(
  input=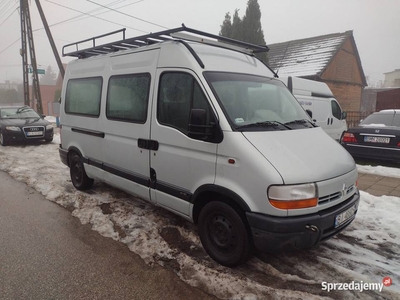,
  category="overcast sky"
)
[0,0,399,85]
